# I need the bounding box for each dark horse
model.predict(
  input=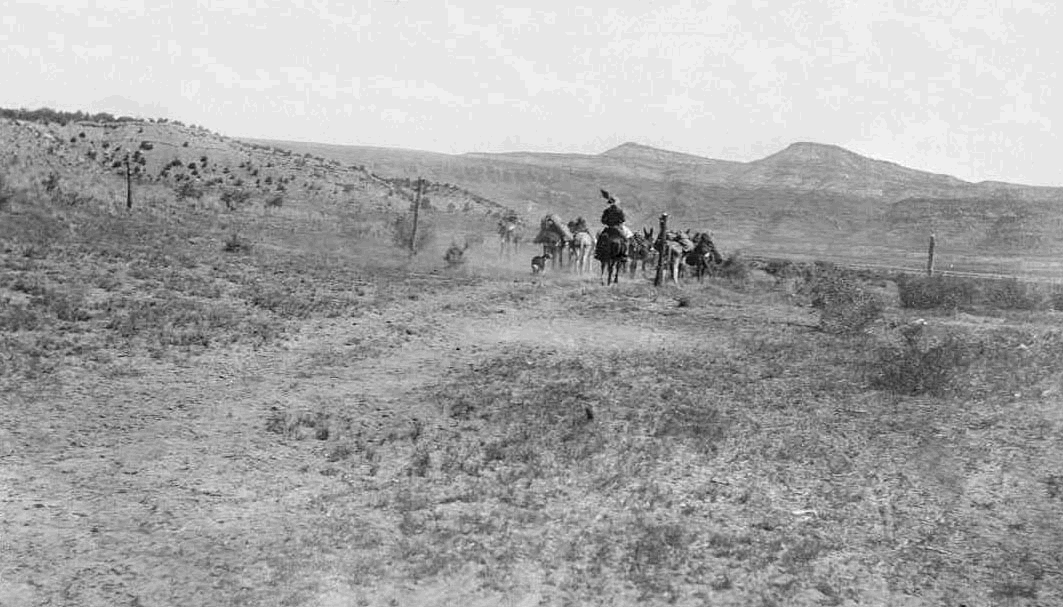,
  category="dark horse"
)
[595,227,627,285]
